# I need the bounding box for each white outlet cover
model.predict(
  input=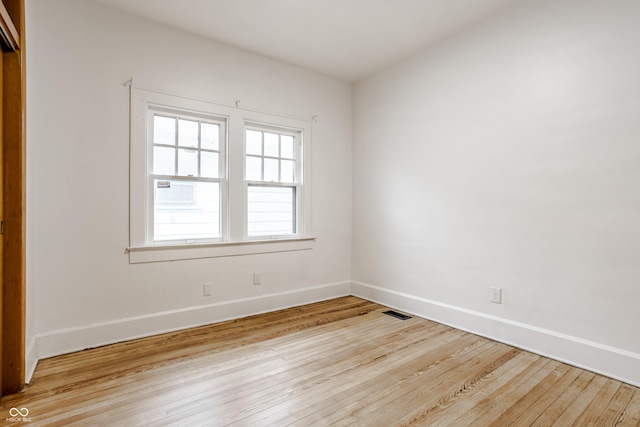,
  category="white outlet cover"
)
[490,287,502,304]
